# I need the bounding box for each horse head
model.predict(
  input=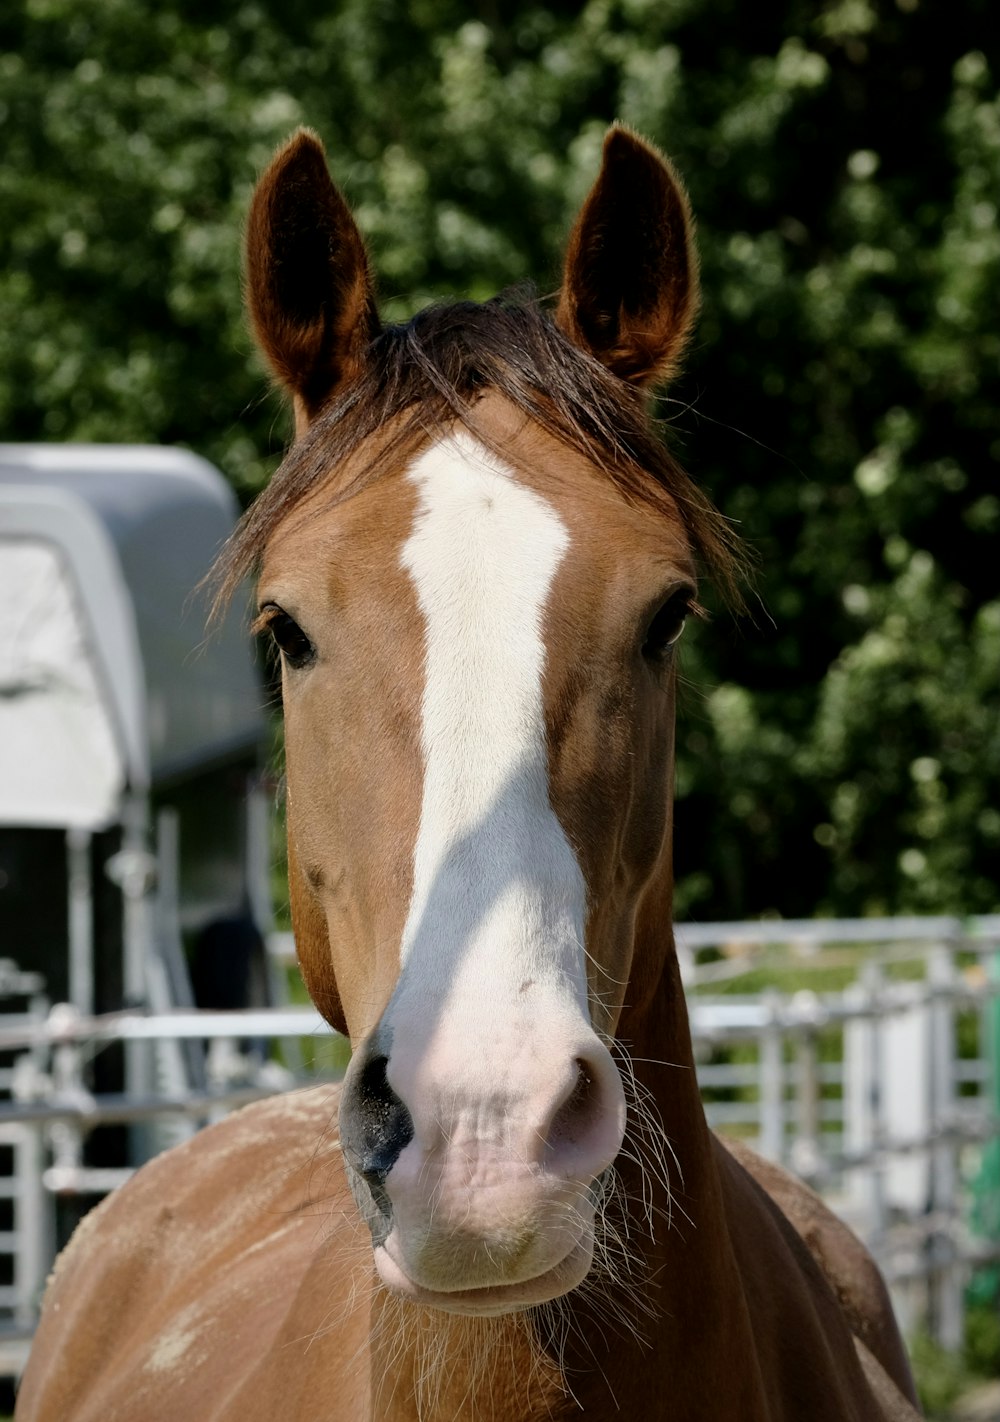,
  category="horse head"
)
[230,126,730,1316]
